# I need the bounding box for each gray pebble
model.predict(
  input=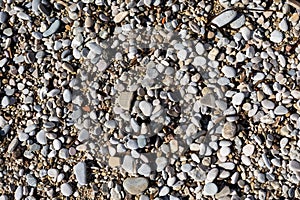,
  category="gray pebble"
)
[139,101,153,116]
[74,162,87,185]
[14,186,23,200]
[203,182,218,196]
[113,11,129,23]
[270,30,283,43]
[289,160,300,172]
[123,177,148,195]
[159,186,170,196]
[274,105,288,115]
[0,12,9,23]
[63,89,72,103]
[222,122,236,139]
[43,19,61,37]
[26,174,37,187]
[61,183,73,197]
[232,92,244,106]
[279,18,288,32]
[36,130,47,145]
[195,42,205,55]
[221,65,236,78]
[261,99,275,109]
[230,14,245,29]
[138,164,151,177]
[211,9,237,28]
[242,144,255,156]
[1,96,10,108]
[0,58,8,68]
